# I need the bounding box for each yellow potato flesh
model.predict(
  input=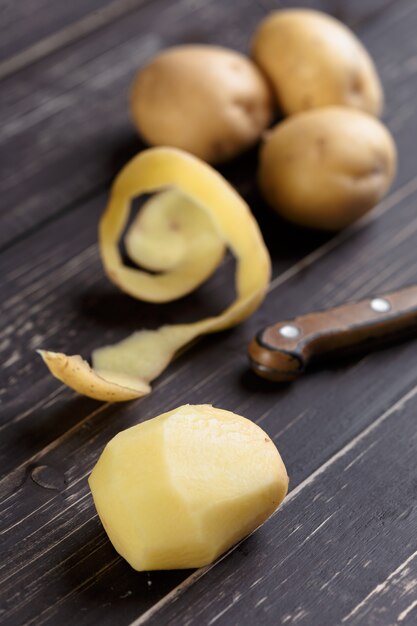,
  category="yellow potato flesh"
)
[40,148,271,401]
[89,404,288,571]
